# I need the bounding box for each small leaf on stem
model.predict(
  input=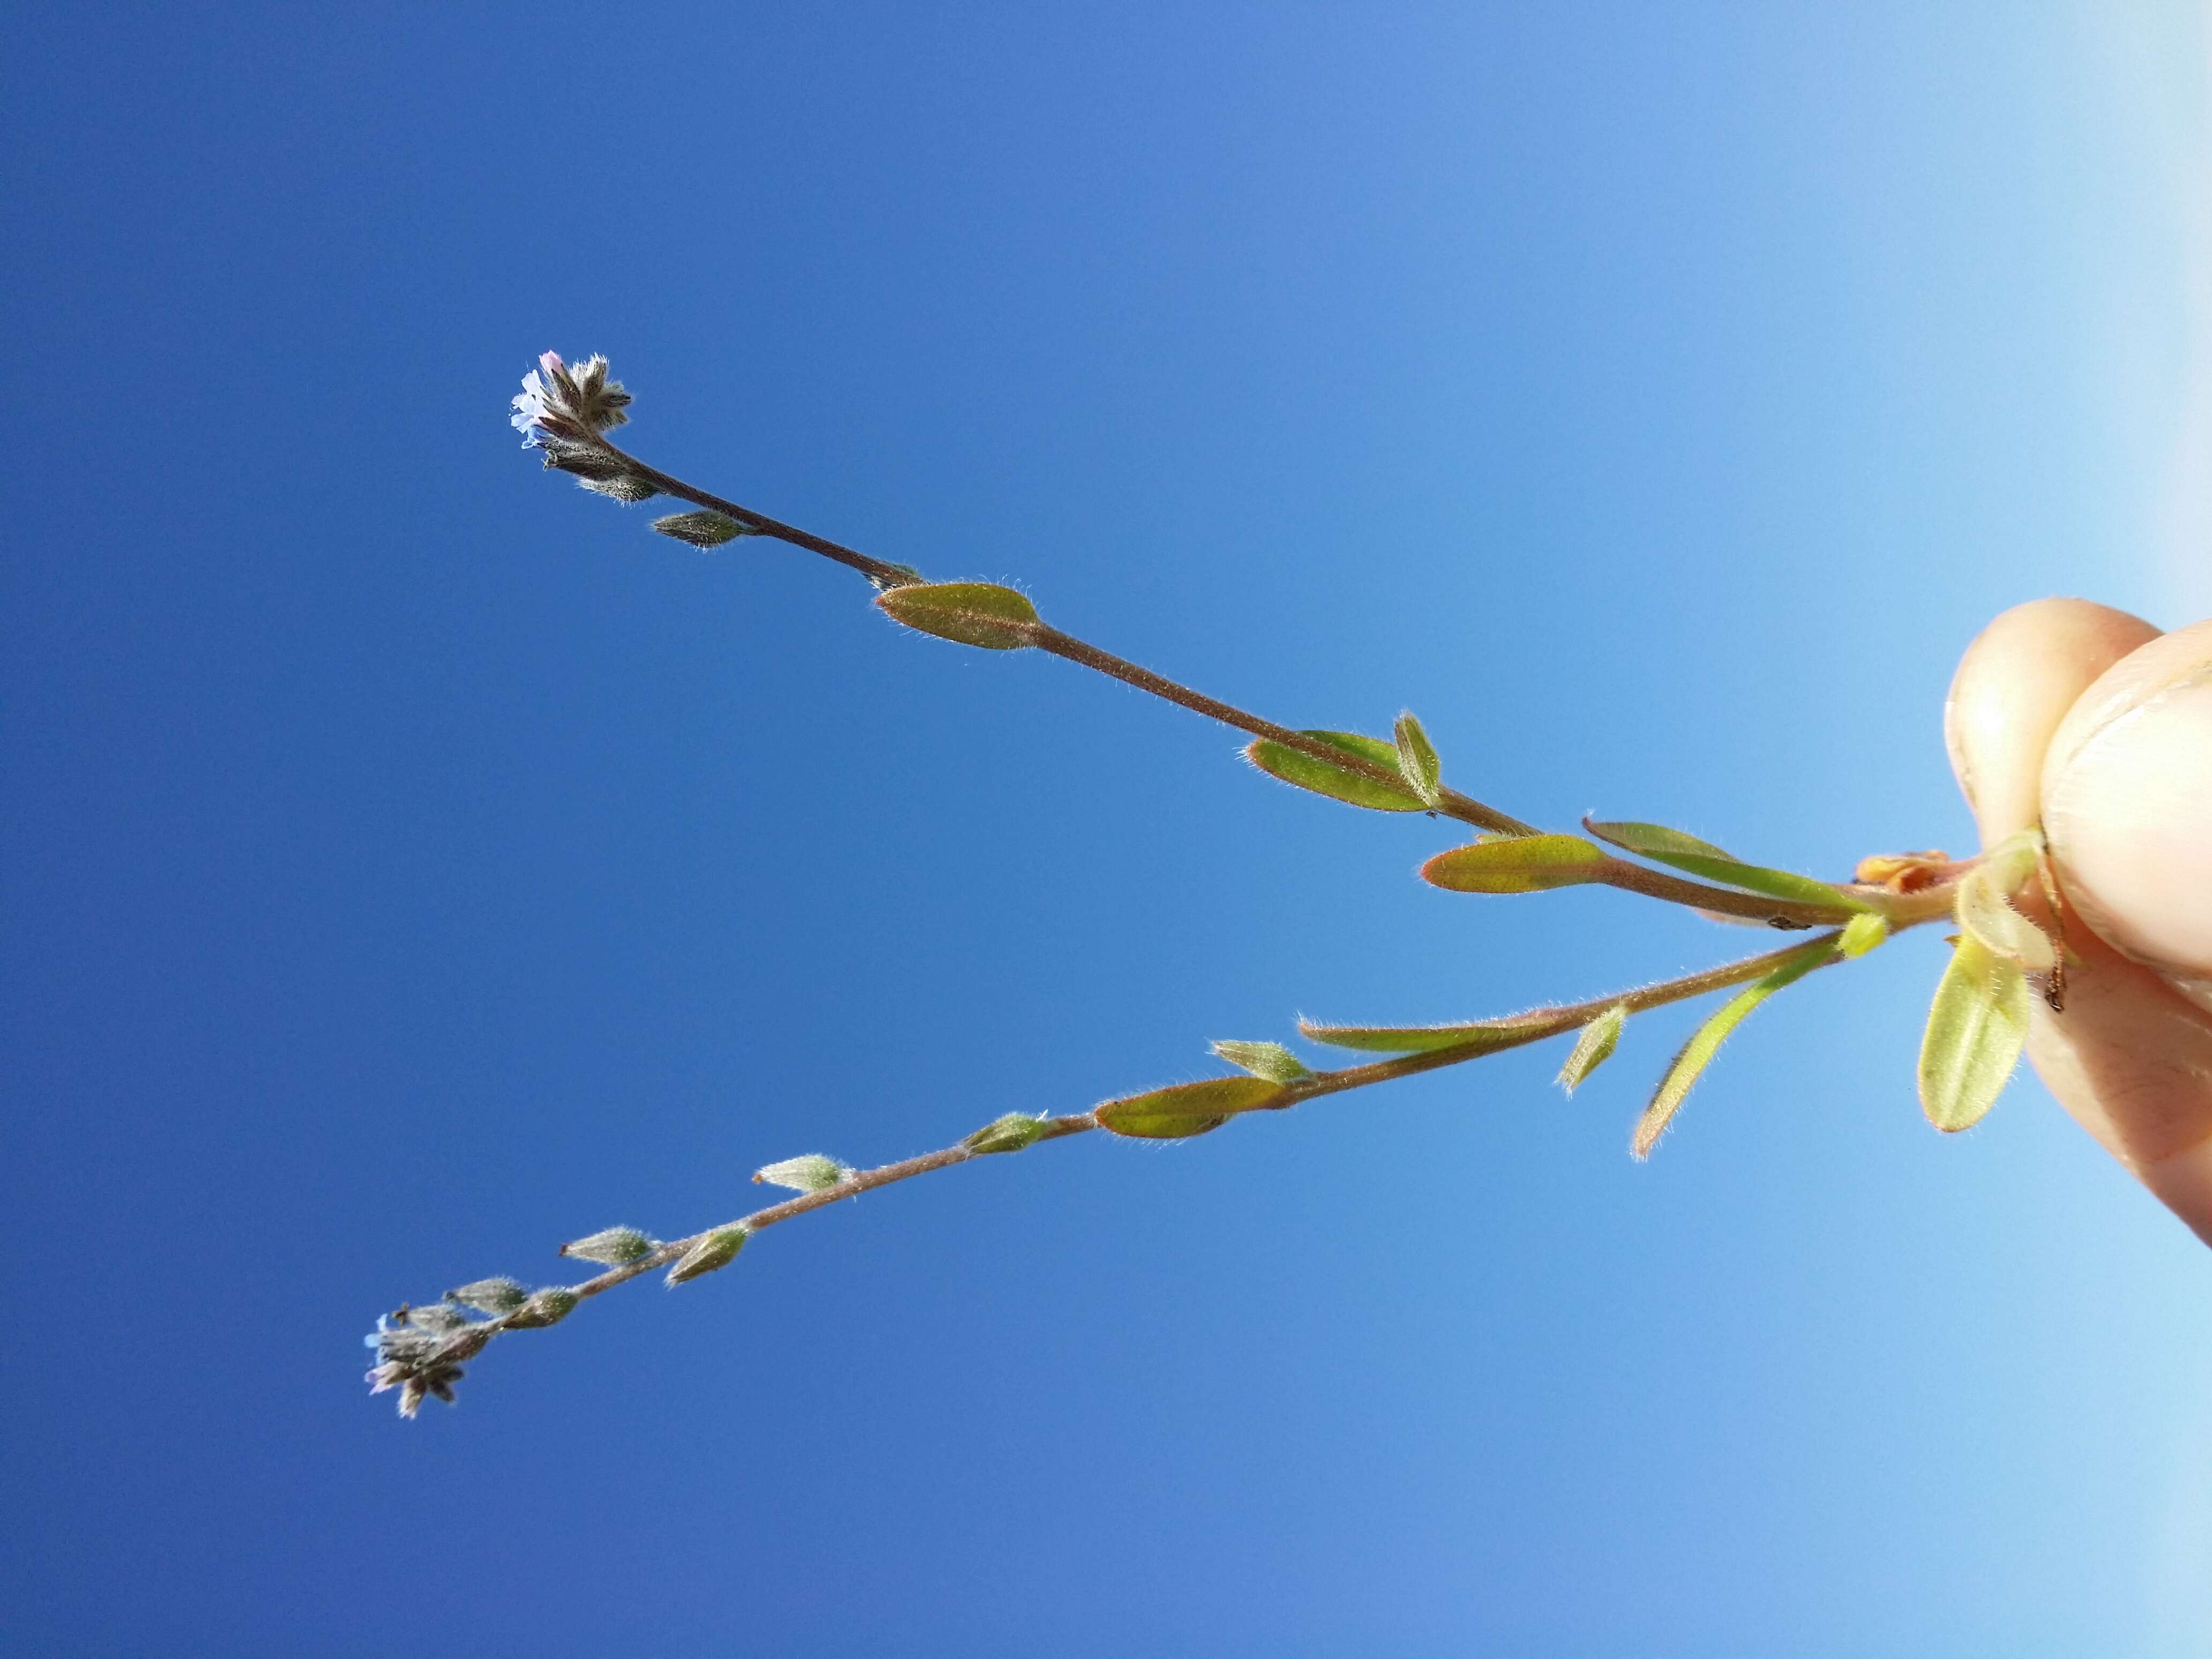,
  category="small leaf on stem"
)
[754,1155,851,1193]
[1095,1076,1287,1140]
[1837,912,1890,959]
[1584,819,1873,913]
[1393,712,1443,806]
[1556,1005,1627,1094]
[559,1226,656,1266]
[1299,1011,1580,1054]
[1211,1040,1312,1083]
[445,1277,528,1316]
[876,581,1041,649]
[651,510,751,548]
[1952,866,2056,974]
[504,1287,581,1328]
[963,1112,1051,1155]
[1245,730,1426,812]
[1917,935,2031,1132]
[1631,937,1836,1158]
[667,1227,750,1286]
[1421,834,1609,893]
